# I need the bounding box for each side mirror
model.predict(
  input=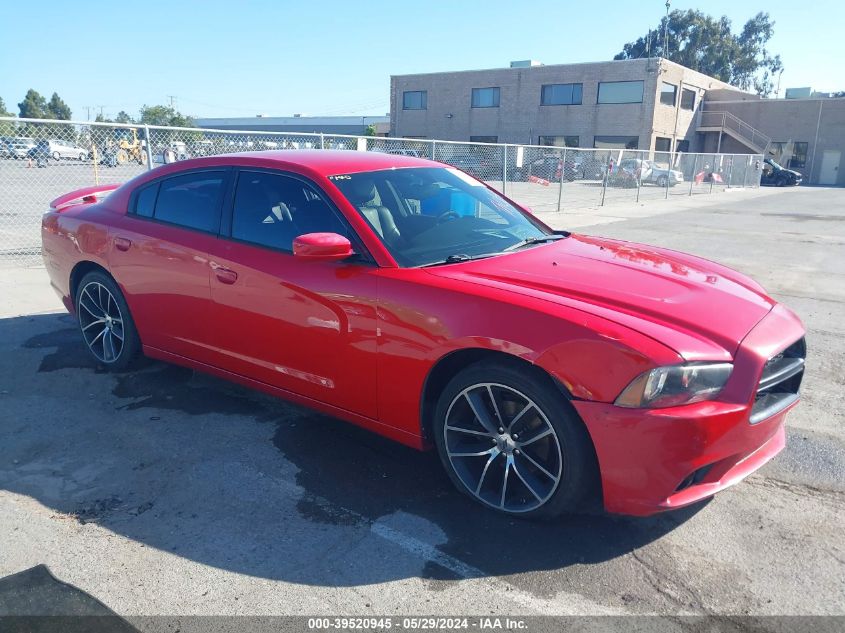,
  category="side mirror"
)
[292,232,354,261]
